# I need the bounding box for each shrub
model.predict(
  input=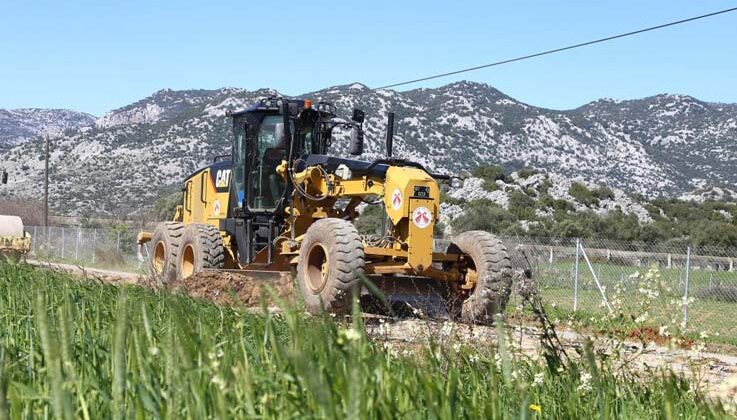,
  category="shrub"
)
[508,191,536,220]
[517,168,539,179]
[472,165,507,182]
[355,204,384,234]
[450,201,517,234]
[594,186,615,201]
[568,182,599,207]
